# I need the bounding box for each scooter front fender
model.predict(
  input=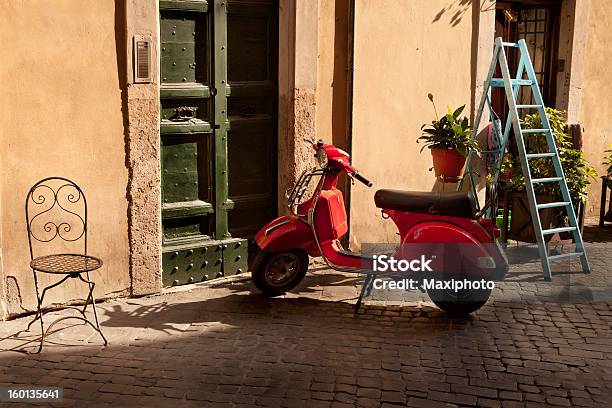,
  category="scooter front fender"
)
[254,216,321,257]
